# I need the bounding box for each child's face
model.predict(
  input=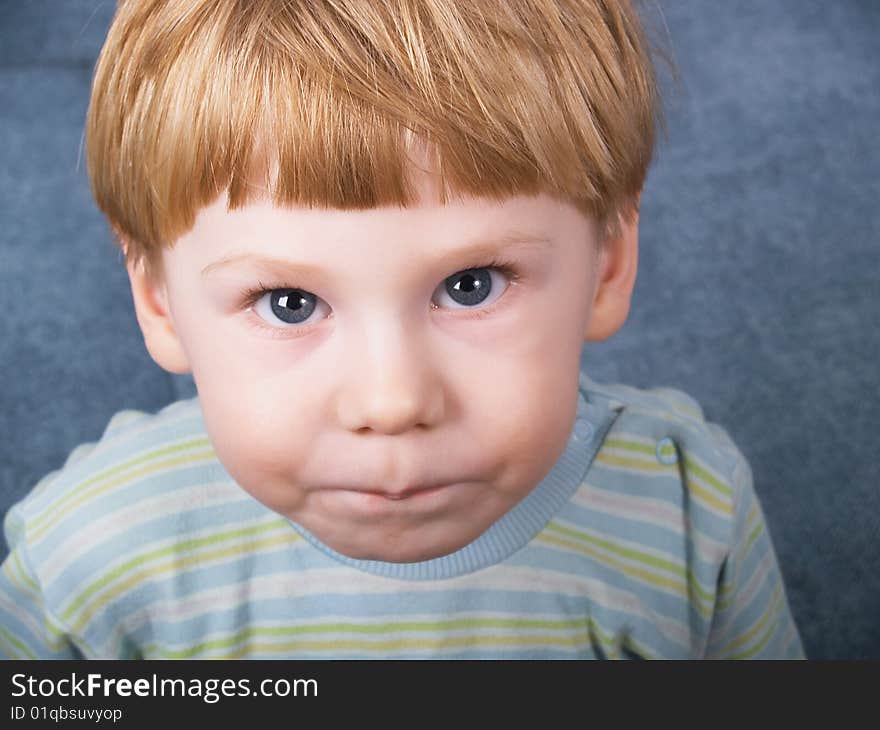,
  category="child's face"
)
[145,165,611,563]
